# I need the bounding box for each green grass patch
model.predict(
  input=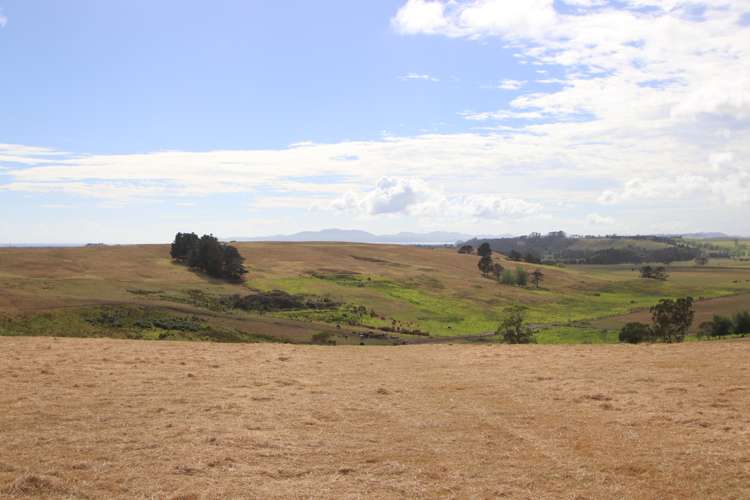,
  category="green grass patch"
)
[535,325,620,344]
[0,305,277,343]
